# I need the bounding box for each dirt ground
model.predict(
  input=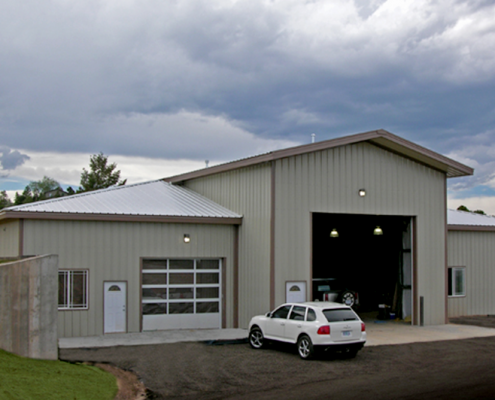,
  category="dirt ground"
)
[60,316,495,399]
